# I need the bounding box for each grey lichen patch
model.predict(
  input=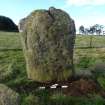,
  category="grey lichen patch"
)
[0,84,20,105]
[20,7,76,82]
